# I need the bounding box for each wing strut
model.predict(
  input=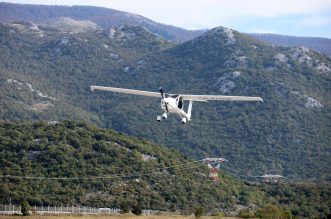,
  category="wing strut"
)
[187,100,193,121]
